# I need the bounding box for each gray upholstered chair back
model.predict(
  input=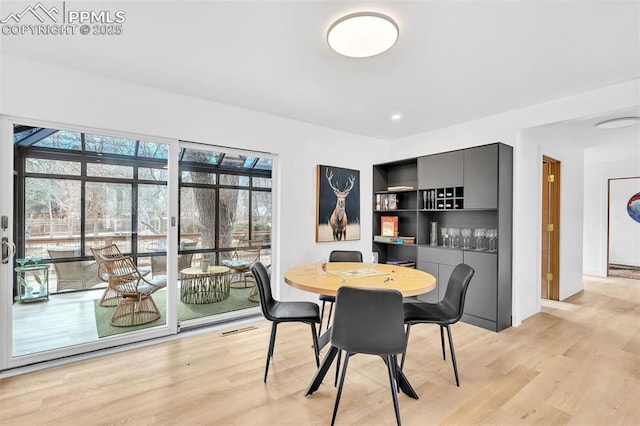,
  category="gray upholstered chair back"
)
[441,263,475,322]
[251,261,275,320]
[328,250,363,263]
[331,286,406,355]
